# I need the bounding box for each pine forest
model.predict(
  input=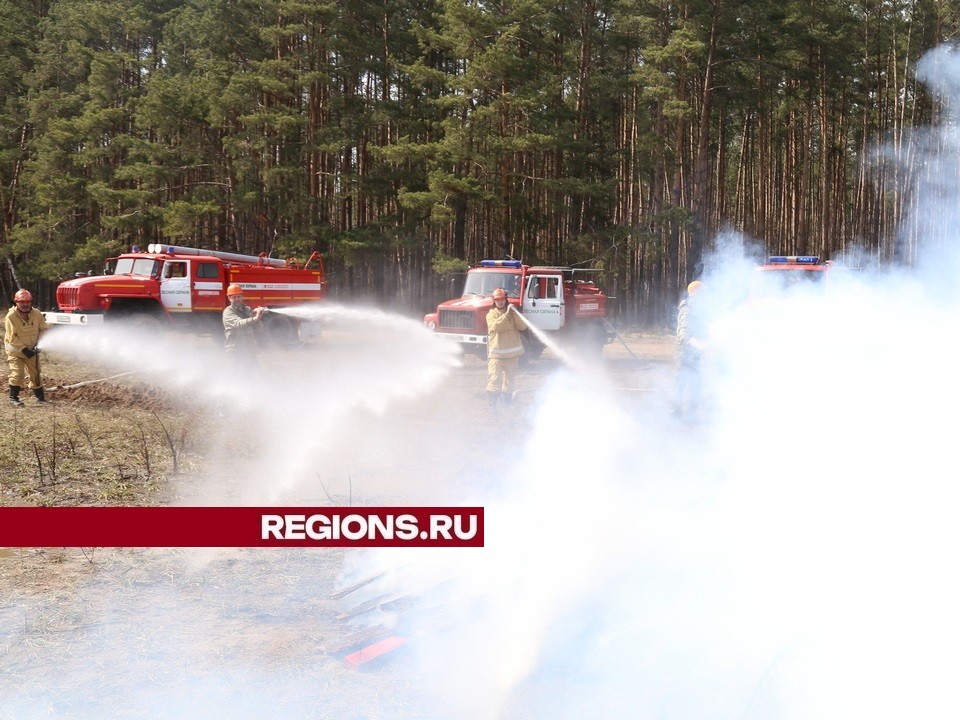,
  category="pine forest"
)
[0,0,956,324]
